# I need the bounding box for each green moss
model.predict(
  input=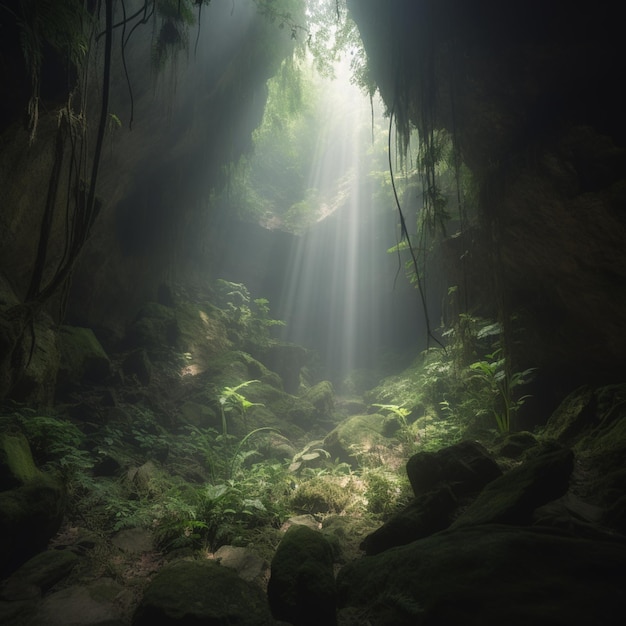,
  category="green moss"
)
[291,476,354,514]
[0,433,39,489]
